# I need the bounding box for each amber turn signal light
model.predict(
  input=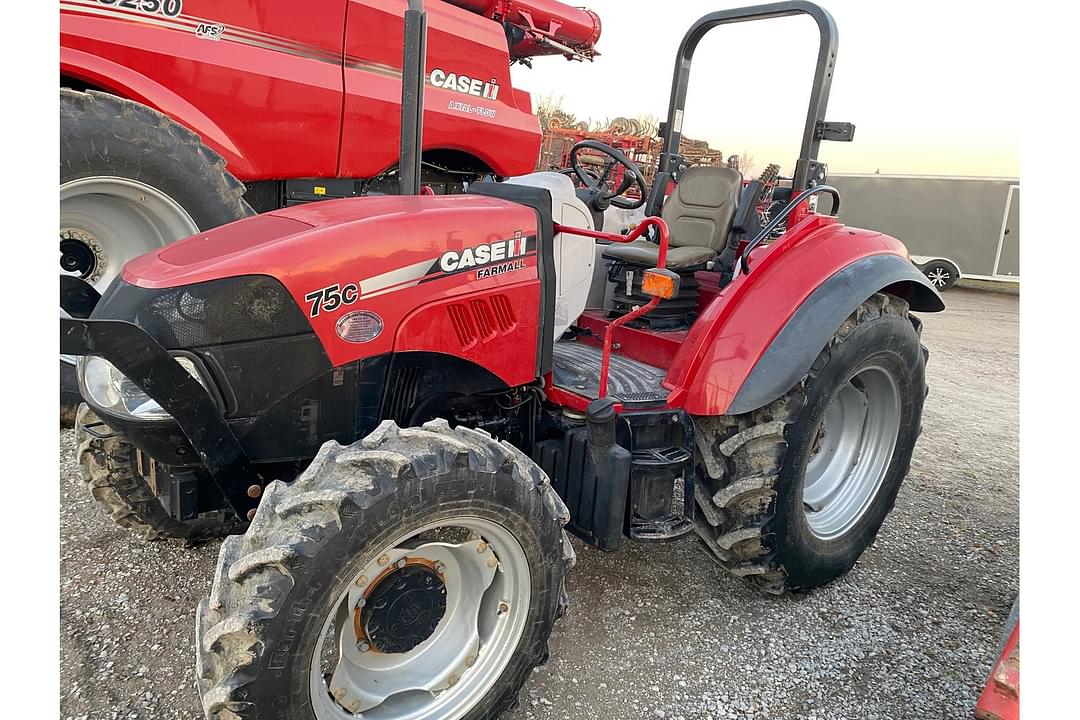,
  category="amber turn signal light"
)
[641,268,681,299]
